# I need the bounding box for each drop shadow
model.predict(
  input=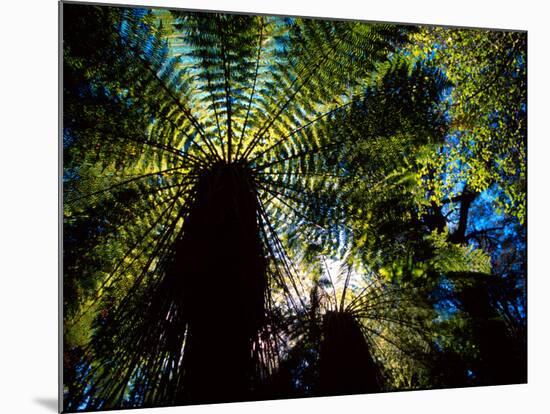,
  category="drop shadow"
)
[33,397,58,412]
